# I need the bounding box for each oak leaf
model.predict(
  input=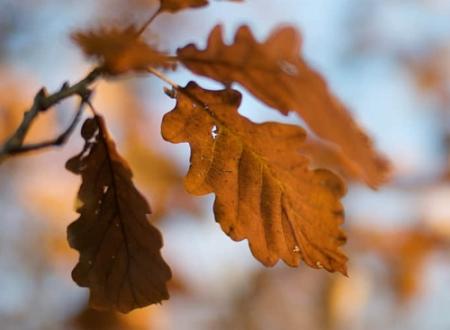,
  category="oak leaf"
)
[161,82,347,273]
[177,25,389,187]
[72,26,170,74]
[66,115,171,313]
